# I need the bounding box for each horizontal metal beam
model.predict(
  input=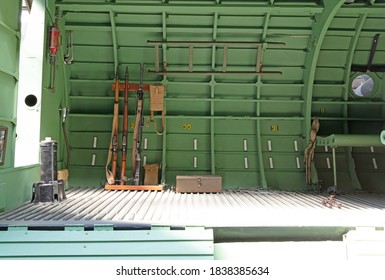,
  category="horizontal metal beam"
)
[317,134,384,147]
[58,3,323,15]
[147,40,285,47]
[148,71,282,76]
